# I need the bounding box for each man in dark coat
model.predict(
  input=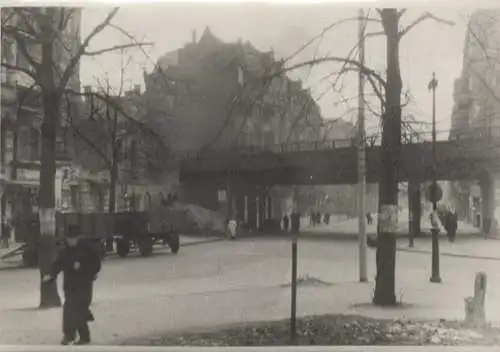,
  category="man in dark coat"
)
[282,214,289,232]
[446,209,458,243]
[323,213,330,225]
[291,211,301,233]
[42,226,102,345]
